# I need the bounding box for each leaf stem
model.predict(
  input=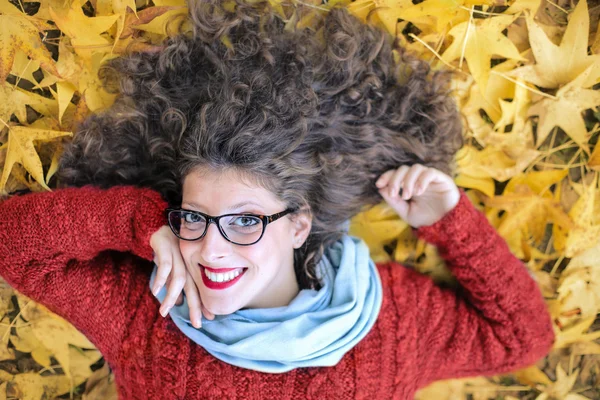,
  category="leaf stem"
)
[490,70,557,100]
[408,33,467,74]
[459,6,474,69]
[545,0,569,14]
